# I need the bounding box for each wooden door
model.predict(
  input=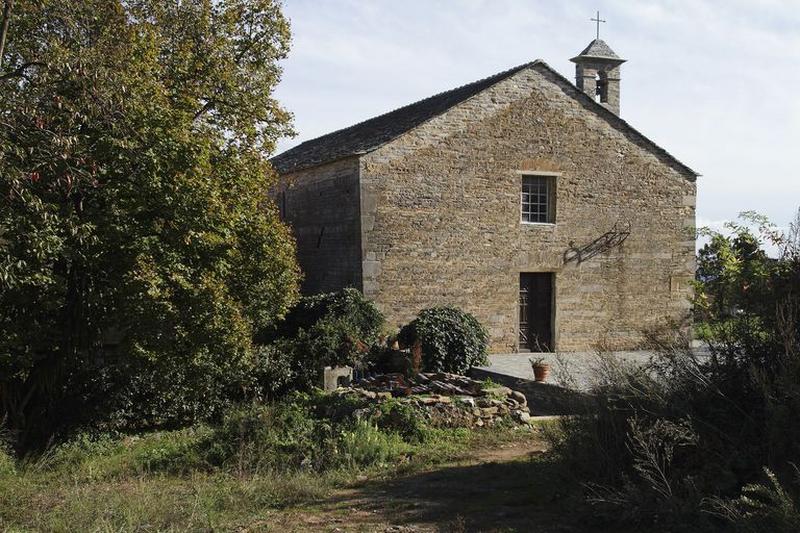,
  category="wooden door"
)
[519,273,553,352]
